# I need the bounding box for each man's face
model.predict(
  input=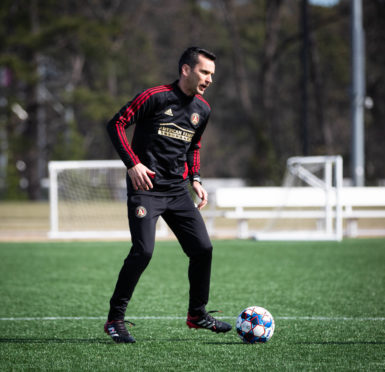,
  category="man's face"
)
[183,55,215,96]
